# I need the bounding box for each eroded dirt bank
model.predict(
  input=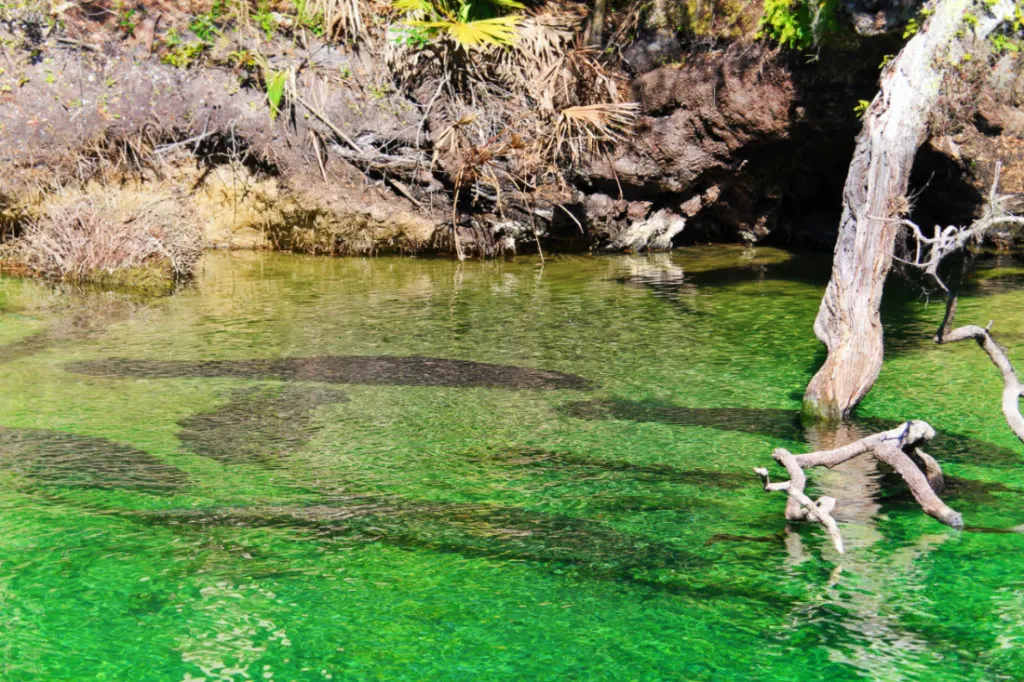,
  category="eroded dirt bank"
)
[1,0,1022,264]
